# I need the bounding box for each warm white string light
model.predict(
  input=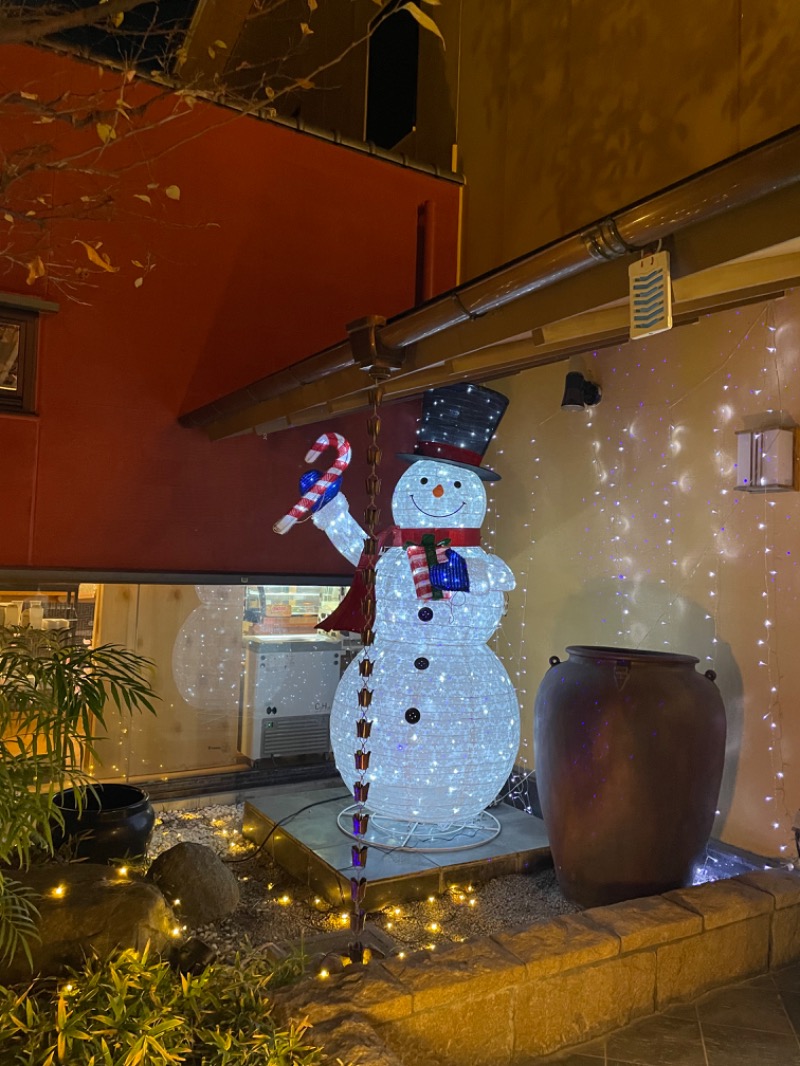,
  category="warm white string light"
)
[754,305,791,855]
[631,308,765,649]
[494,302,794,861]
